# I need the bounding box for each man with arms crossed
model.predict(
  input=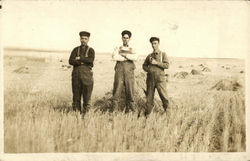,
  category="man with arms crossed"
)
[112,30,138,113]
[69,31,95,114]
